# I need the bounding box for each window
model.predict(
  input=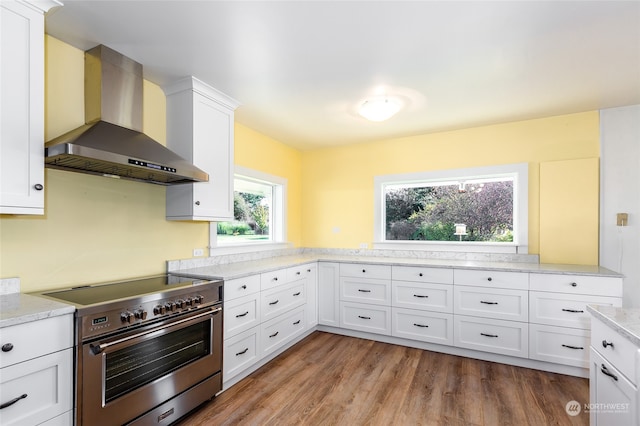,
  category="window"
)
[210,166,286,249]
[374,163,528,253]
